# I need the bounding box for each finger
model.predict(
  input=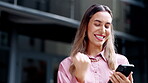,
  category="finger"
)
[109,78,114,83]
[128,72,133,83]
[73,52,83,62]
[116,72,127,80]
[78,53,90,63]
[84,55,91,63]
[113,72,124,83]
[110,73,119,83]
[110,76,116,83]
